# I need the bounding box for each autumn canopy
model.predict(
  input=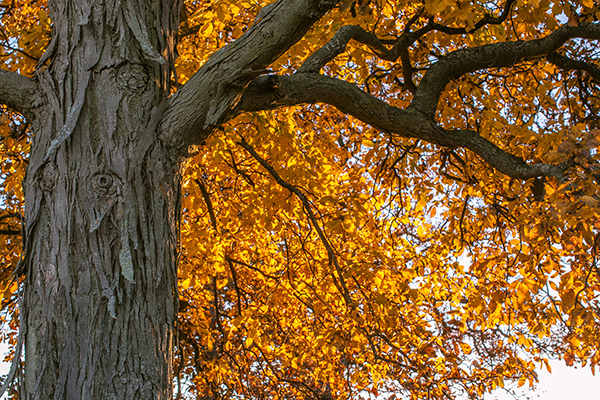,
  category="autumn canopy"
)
[1,0,600,398]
